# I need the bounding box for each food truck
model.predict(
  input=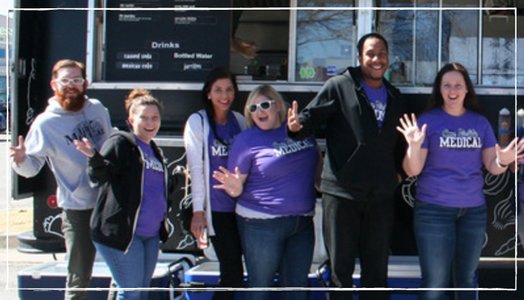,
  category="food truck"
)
[8,0,524,298]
